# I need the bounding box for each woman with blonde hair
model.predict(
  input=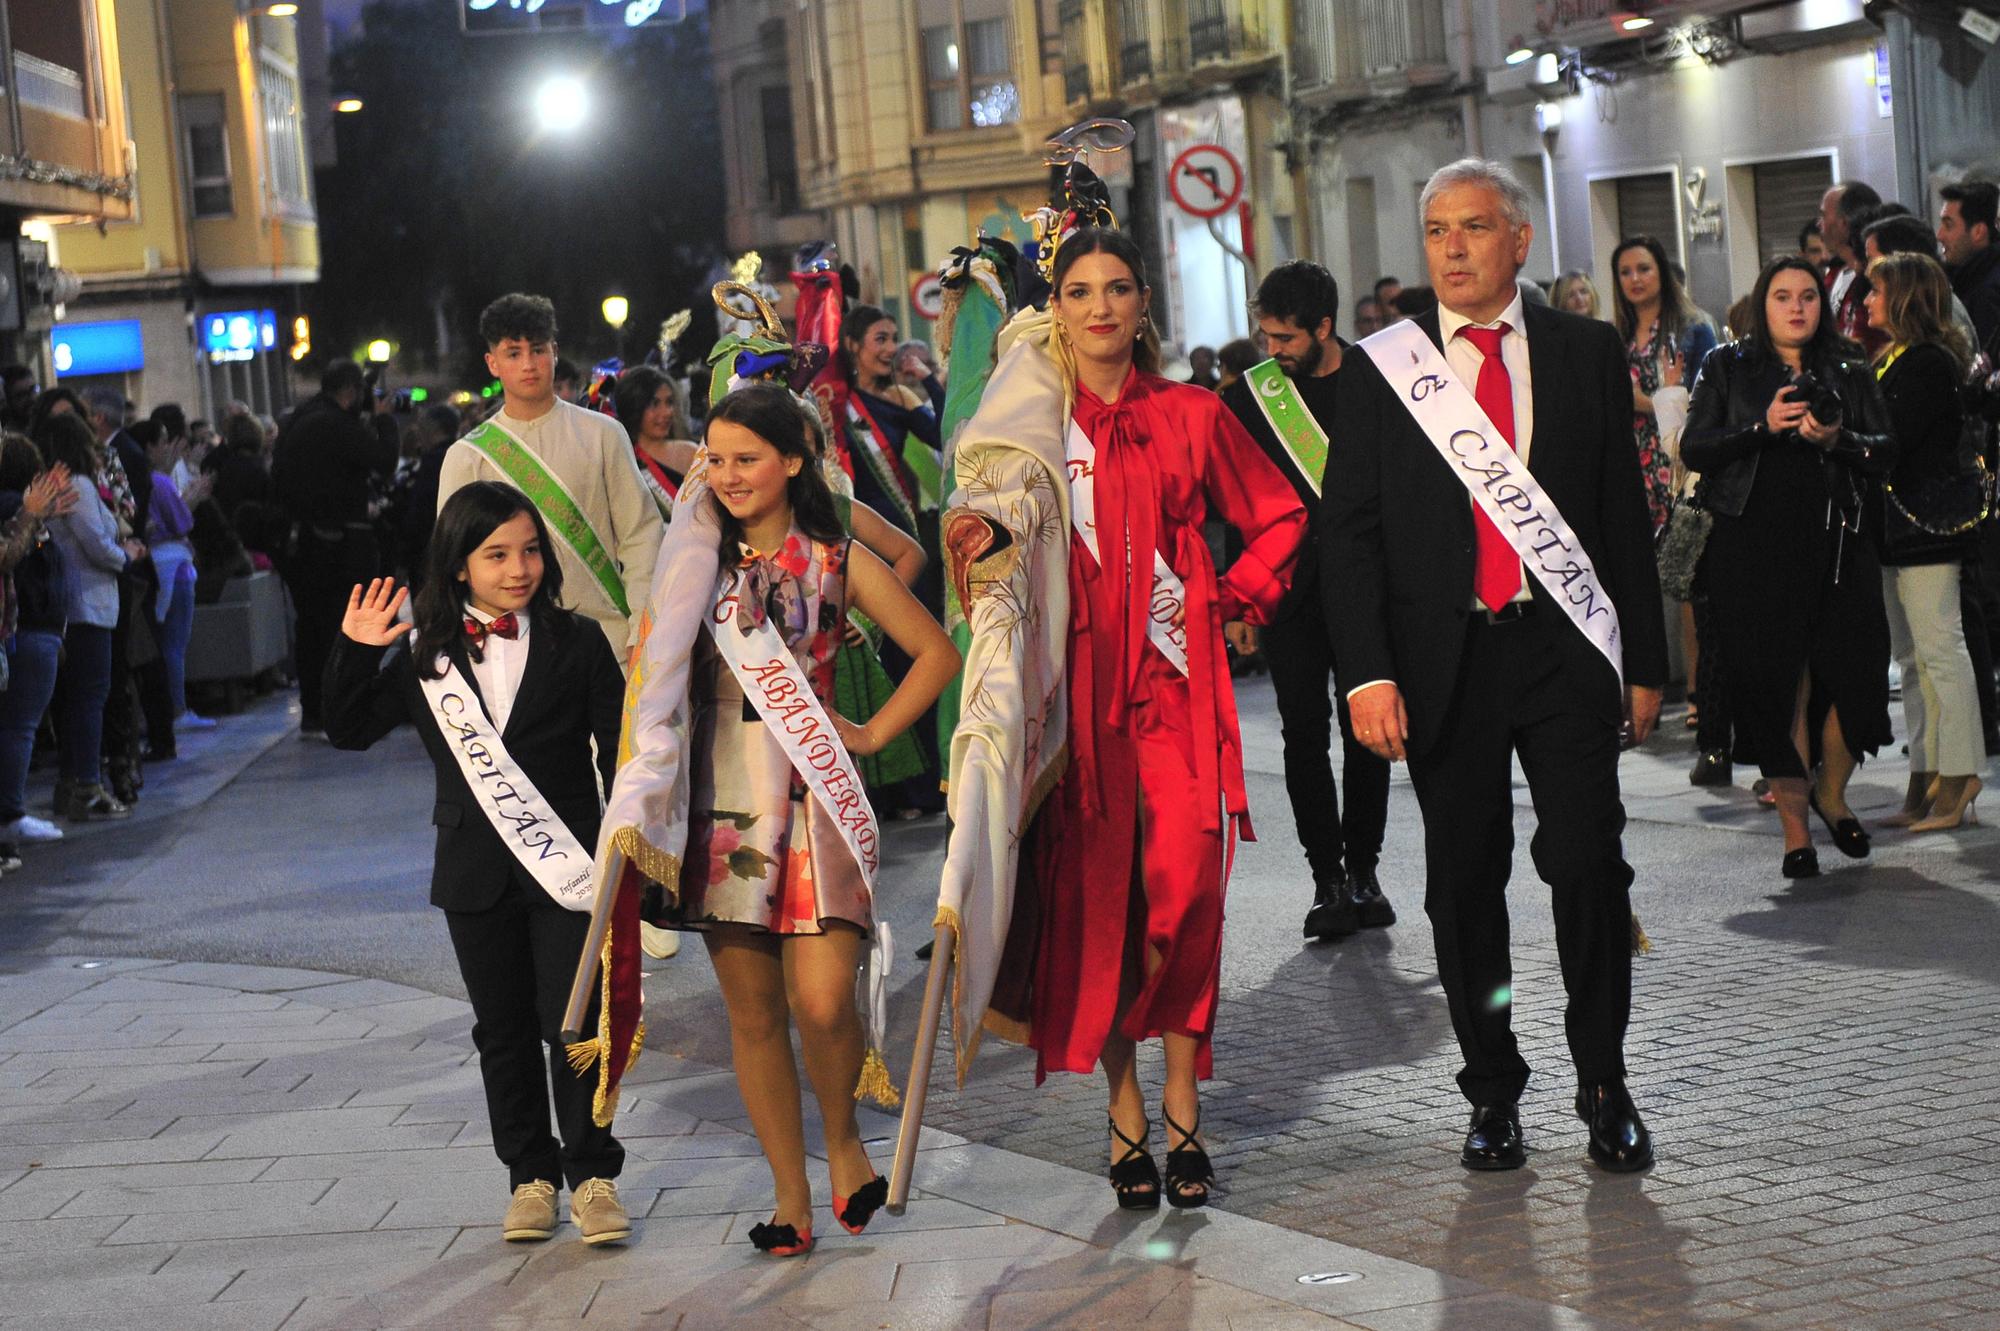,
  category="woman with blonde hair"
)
[1863,251,1985,830]
[1552,270,1601,319]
